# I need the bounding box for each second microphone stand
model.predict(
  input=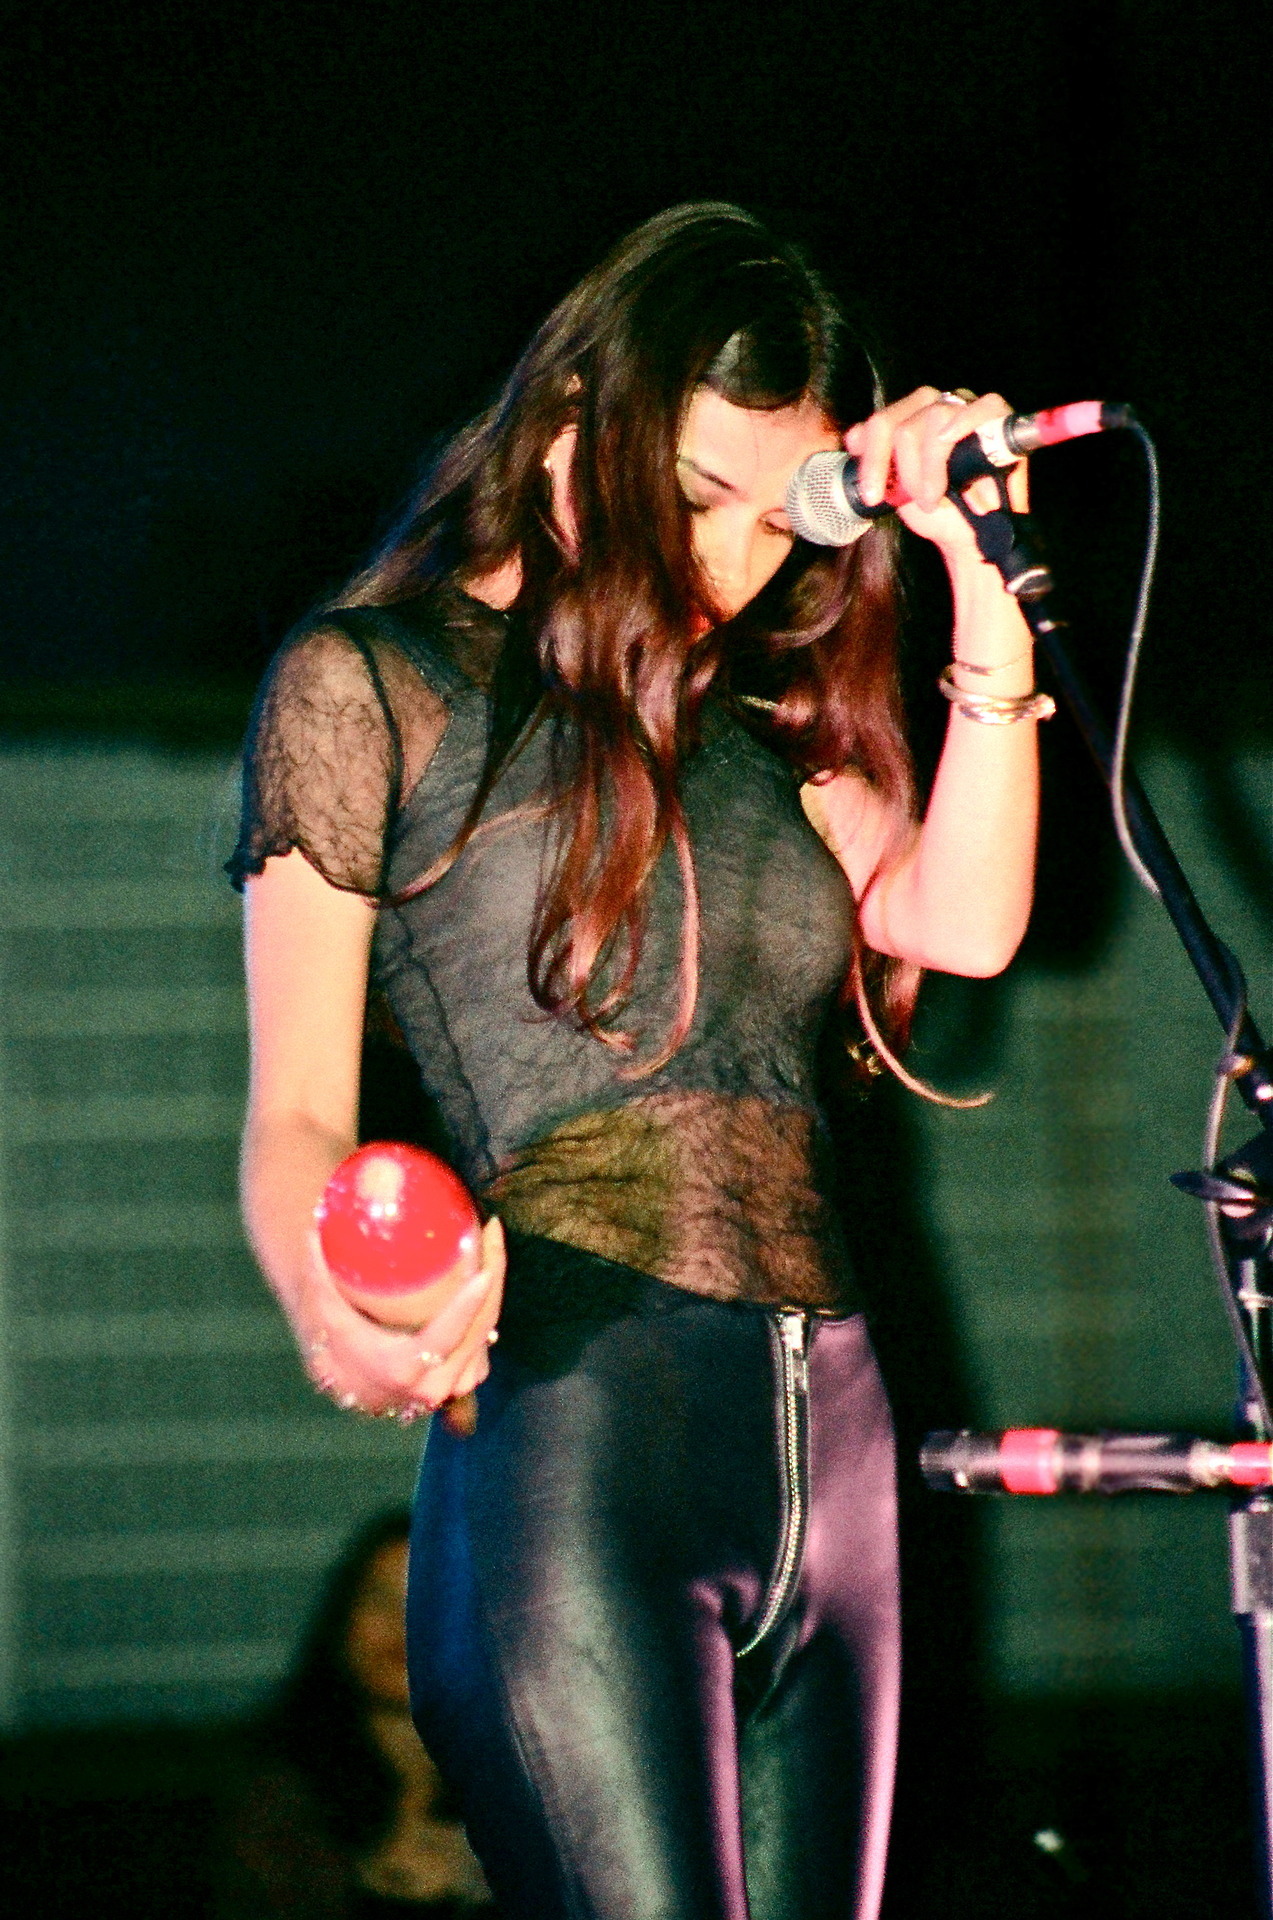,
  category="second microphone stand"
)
[947,450,1273,1915]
